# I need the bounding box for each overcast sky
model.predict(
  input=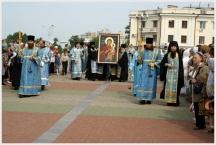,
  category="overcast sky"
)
[2,1,214,42]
